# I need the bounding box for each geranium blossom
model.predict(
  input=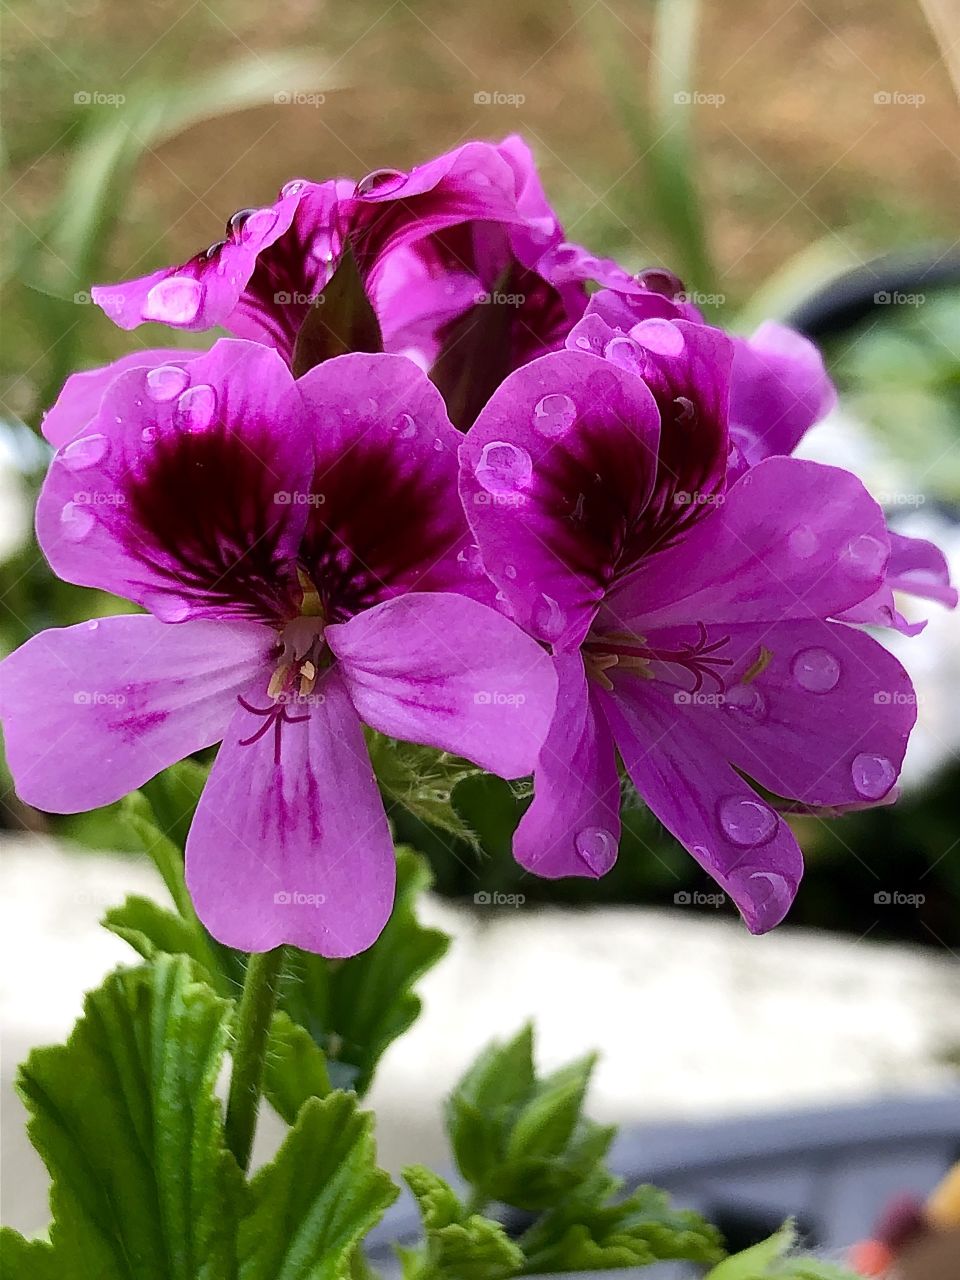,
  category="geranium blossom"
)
[459,325,917,932]
[0,341,556,955]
